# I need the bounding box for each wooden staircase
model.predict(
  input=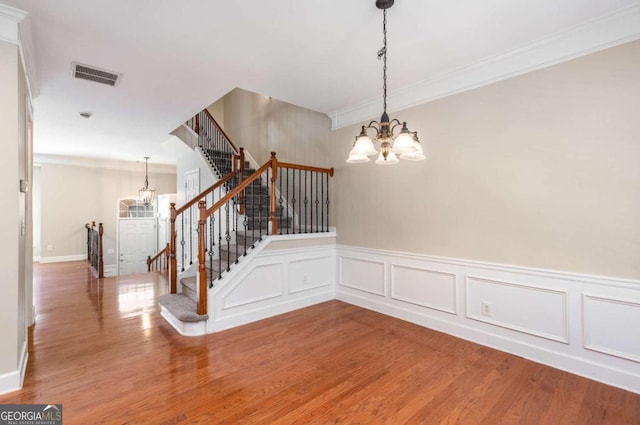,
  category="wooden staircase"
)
[159,109,334,328]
